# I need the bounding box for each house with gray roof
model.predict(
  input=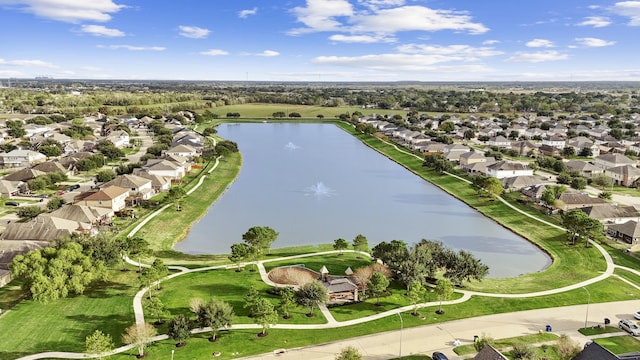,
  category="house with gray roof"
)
[604,165,640,187]
[0,149,46,168]
[595,154,636,169]
[486,161,533,179]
